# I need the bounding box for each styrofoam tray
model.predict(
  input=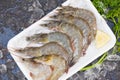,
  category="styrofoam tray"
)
[7,0,116,80]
